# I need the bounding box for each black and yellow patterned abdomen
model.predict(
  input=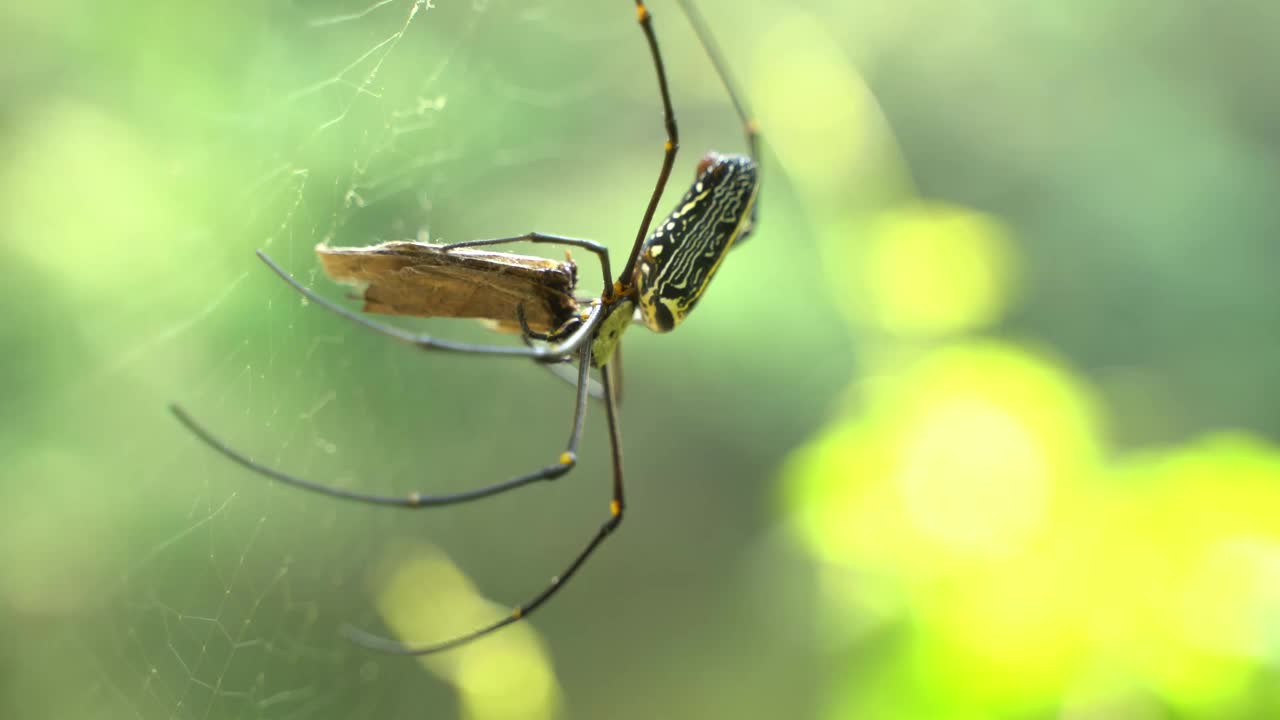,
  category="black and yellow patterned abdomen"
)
[634,152,759,332]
